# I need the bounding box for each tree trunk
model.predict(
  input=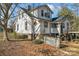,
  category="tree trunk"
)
[3,28,9,41]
